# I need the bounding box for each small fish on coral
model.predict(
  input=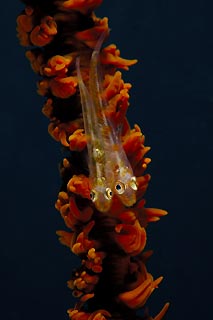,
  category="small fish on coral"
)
[17,0,169,319]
